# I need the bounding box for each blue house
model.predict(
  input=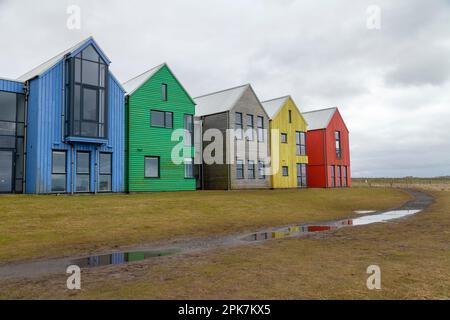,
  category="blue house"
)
[0,37,126,194]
